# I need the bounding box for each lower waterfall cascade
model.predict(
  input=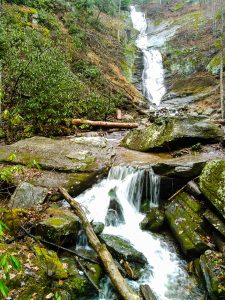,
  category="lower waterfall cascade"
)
[74,166,203,300]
